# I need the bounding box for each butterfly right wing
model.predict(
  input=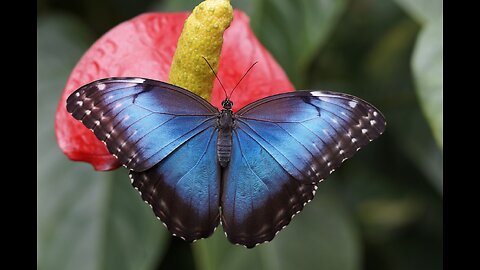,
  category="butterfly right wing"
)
[221,90,386,247]
[67,77,221,241]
